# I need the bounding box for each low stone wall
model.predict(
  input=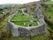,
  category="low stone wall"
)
[7,20,45,37]
[7,13,45,37]
[31,24,45,36]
